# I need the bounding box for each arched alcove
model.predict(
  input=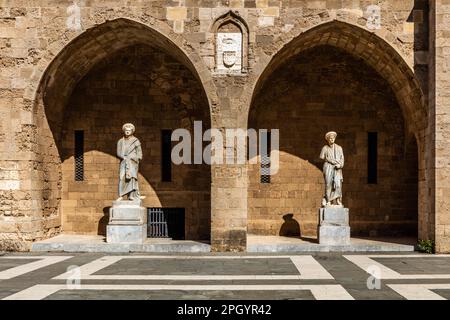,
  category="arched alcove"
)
[34,19,212,241]
[247,21,426,241]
